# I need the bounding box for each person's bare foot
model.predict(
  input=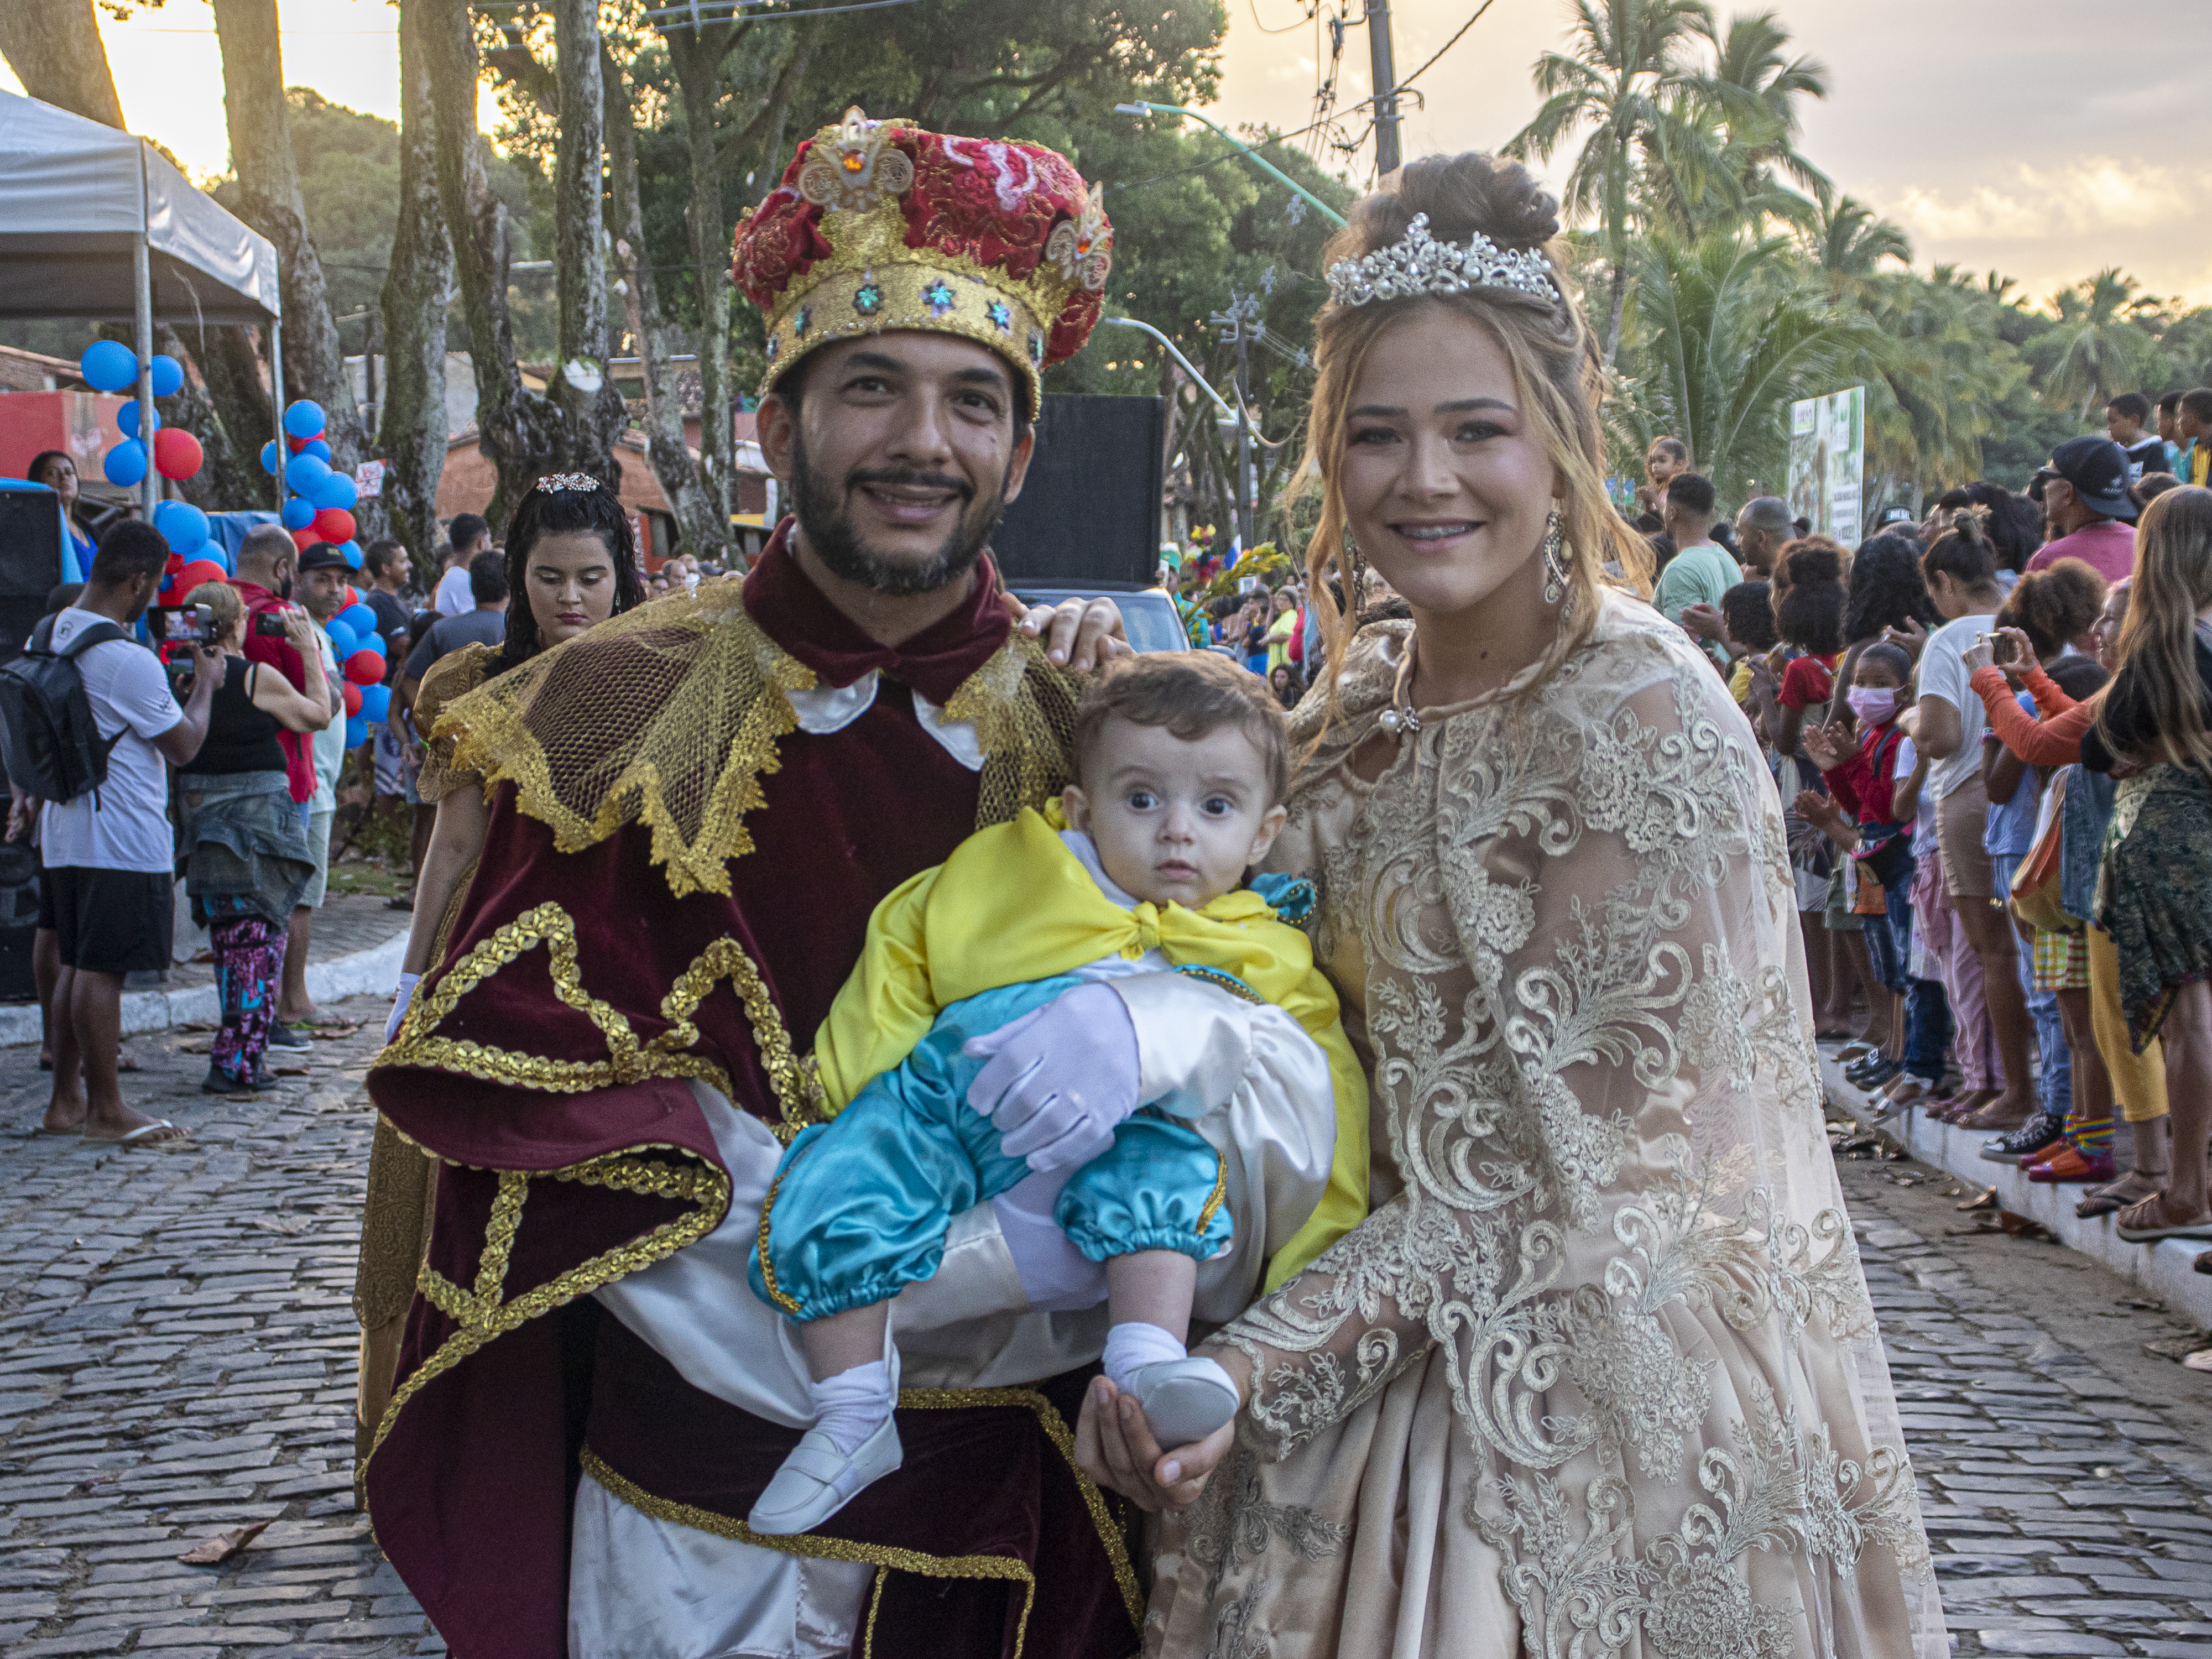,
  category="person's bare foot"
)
[40,1092,85,1134]
[1958,1091,2036,1131]
[2114,1191,2212,1239]
[2078,1168,2163,1217]
[80,1099,189,1146]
